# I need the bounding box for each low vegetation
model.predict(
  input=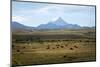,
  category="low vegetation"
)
[12,28,96,66]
